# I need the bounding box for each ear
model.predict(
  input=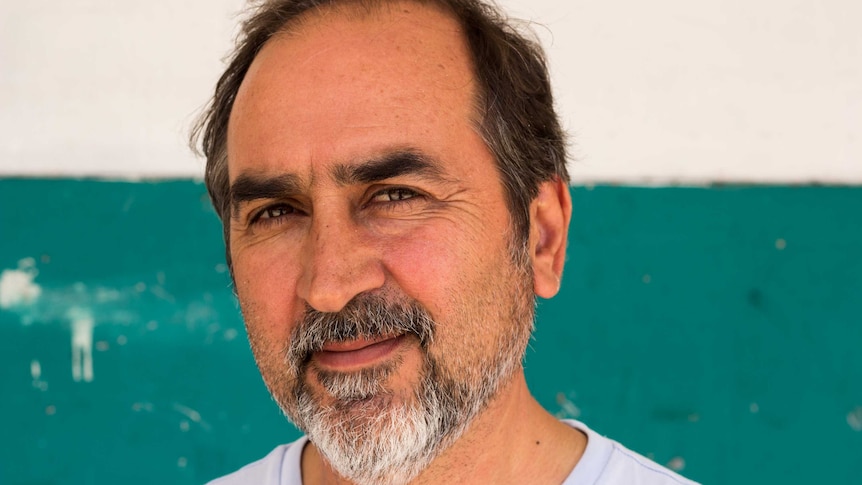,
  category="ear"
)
[529,177,572,299]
